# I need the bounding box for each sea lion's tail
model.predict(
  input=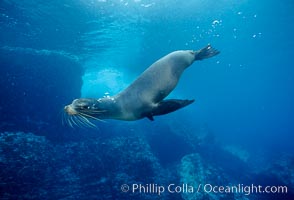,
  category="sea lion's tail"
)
[194,44,220,61]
